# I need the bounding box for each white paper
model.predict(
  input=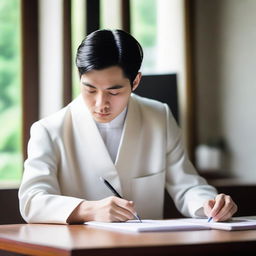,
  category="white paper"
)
[85,217,256,233]
[85,219,210,233]
[183,217,256,231]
